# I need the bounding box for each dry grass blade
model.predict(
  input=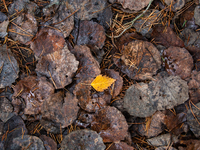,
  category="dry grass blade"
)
[2,0,8,12]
